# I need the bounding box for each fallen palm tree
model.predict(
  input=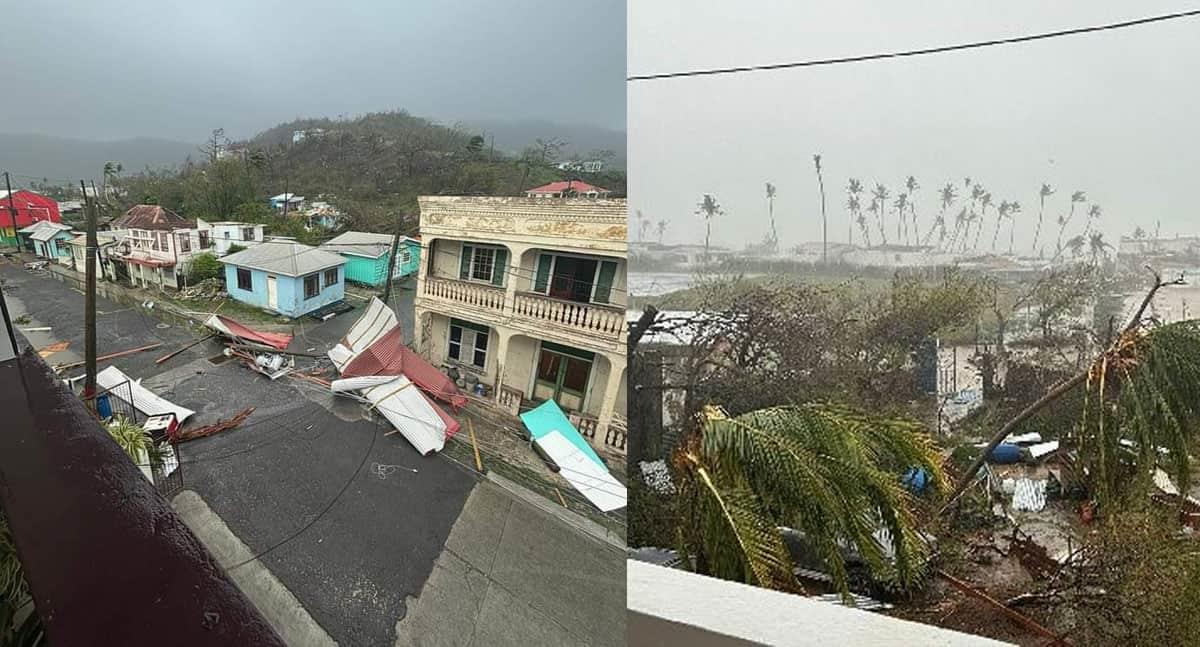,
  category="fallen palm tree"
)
[945,267,1196,510]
